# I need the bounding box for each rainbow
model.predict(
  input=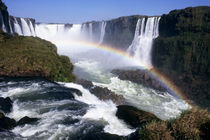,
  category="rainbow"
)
[56,40,191,105]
